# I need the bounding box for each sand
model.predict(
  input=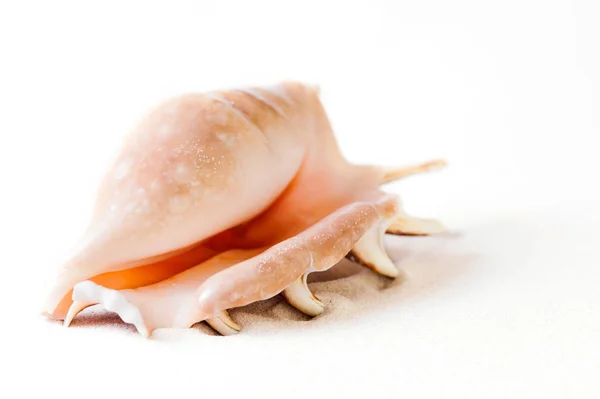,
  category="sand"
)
[2,208,598,399]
